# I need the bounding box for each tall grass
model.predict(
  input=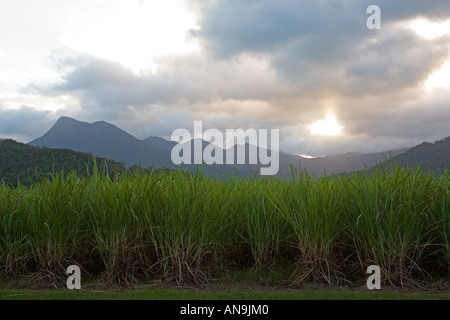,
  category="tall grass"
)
[88,167,148,284]
[0,164,448,287]
[0,186,27,278]
[432,172,450,276]
[344,164,438,286]
[0,172,89,285]
[232,177,288,270]
[141,169,233,285]
[26,173,87,284]
[268,170,345,284]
